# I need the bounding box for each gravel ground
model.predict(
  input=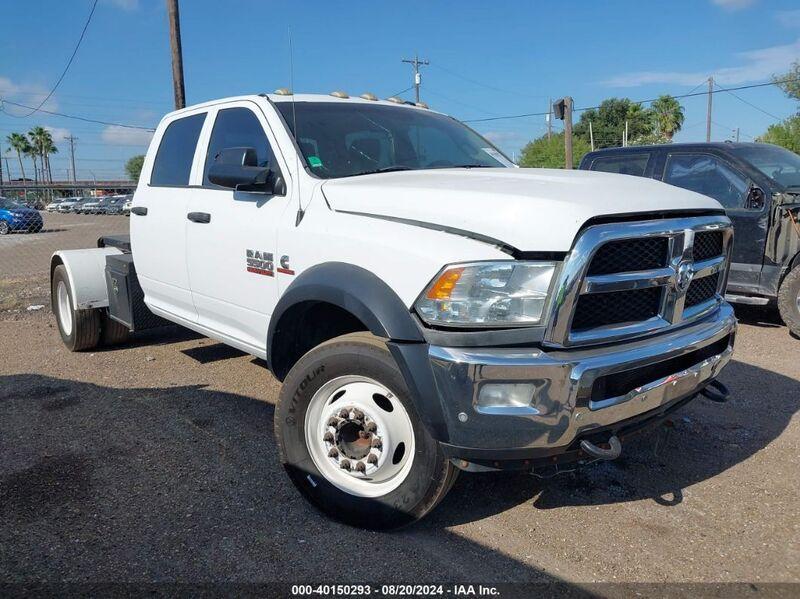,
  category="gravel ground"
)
[0,304,798,589]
